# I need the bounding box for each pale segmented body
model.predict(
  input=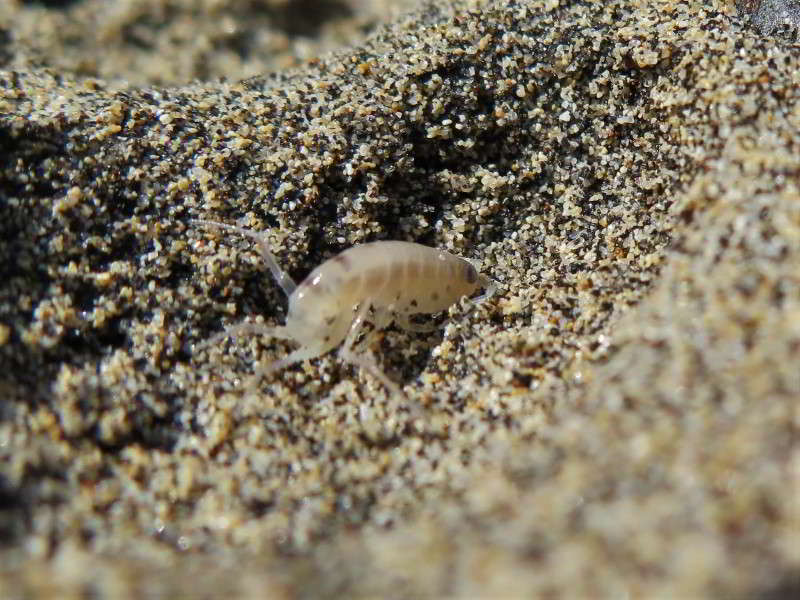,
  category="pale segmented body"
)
[192,219,495,396]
